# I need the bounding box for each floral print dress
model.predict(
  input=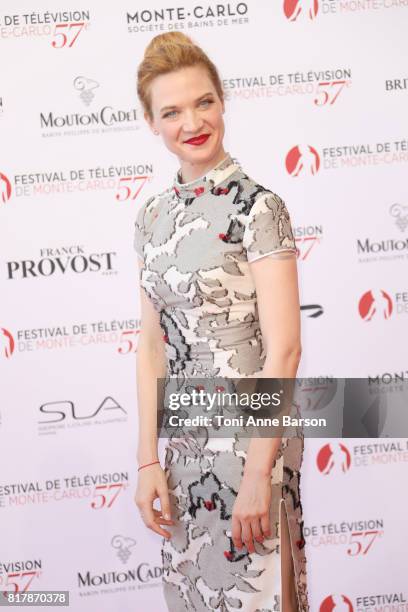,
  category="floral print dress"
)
[134,152,309,611]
